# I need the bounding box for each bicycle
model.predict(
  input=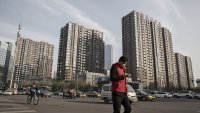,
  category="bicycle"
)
[27,90,39,105]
